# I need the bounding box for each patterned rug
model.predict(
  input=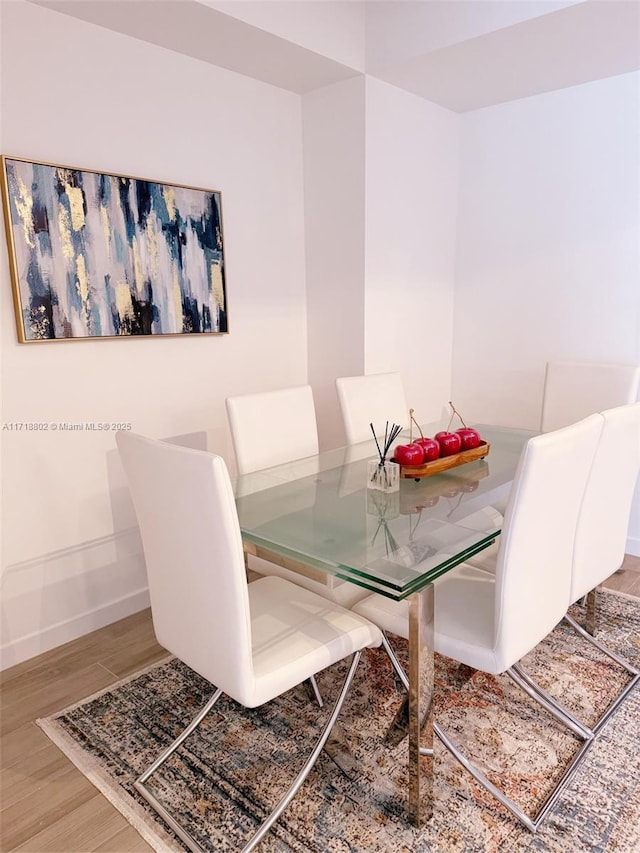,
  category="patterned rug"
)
[38,589,640,853]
